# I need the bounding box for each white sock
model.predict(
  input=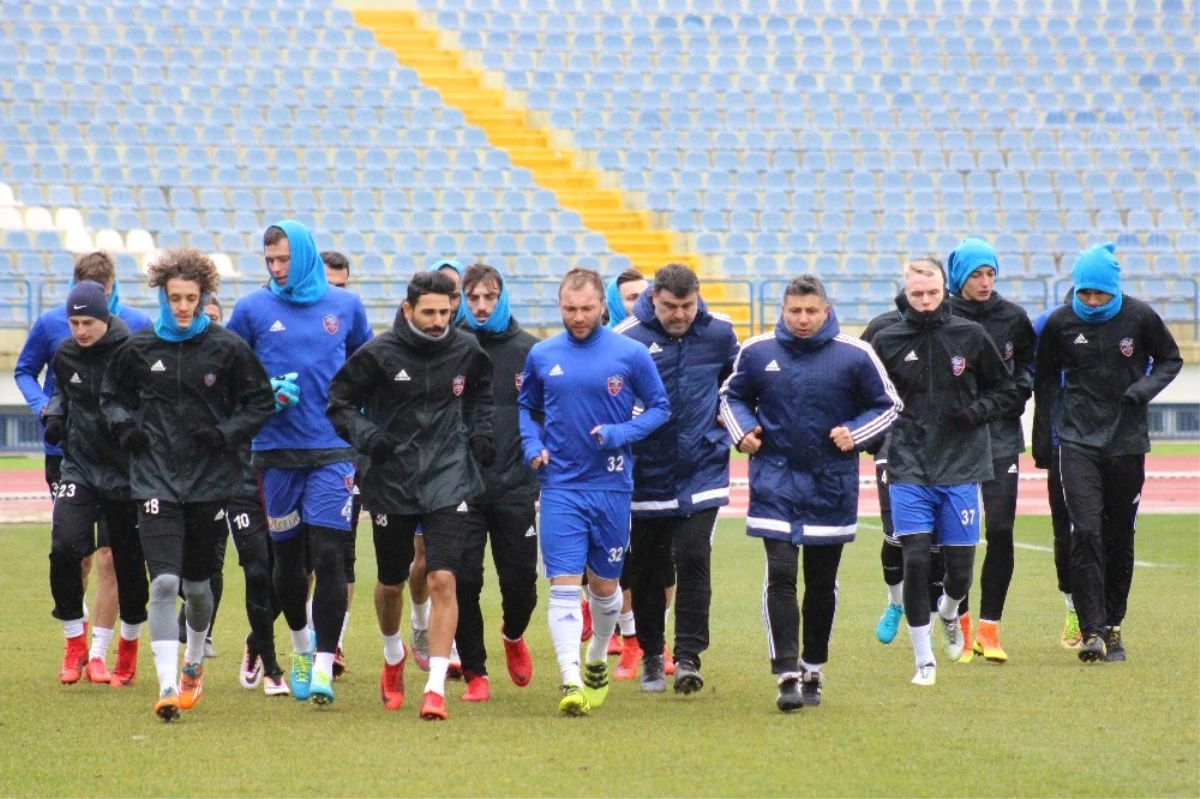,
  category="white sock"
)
[151,639,179,692]
[801,659,822,675]
[450,640,460,664]
[89,626,113,661]
[120,621,141,641]
[937,594,961,622]
[887,582,904,606]
[306,598,314,631]
[586,590,623,663]
[291,627,313,654]
[548,586,582,685]
[339,611,351,649]
[426,655,449,696]
[184,623,208,664]
[62,617,86,639]
[1063,592,1075,612]
[383,632,406,666]
[618,610,636,637]
[411,599,431,631]
[314,651,335,680]
[910,623,934,665]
